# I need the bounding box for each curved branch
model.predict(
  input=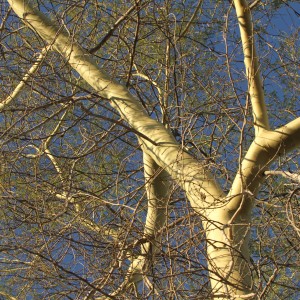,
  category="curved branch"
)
[132,66,166,123]
[98,153,171,298]
[228,117,300,212]
[8,0,224,213]
[204,117,300,296]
